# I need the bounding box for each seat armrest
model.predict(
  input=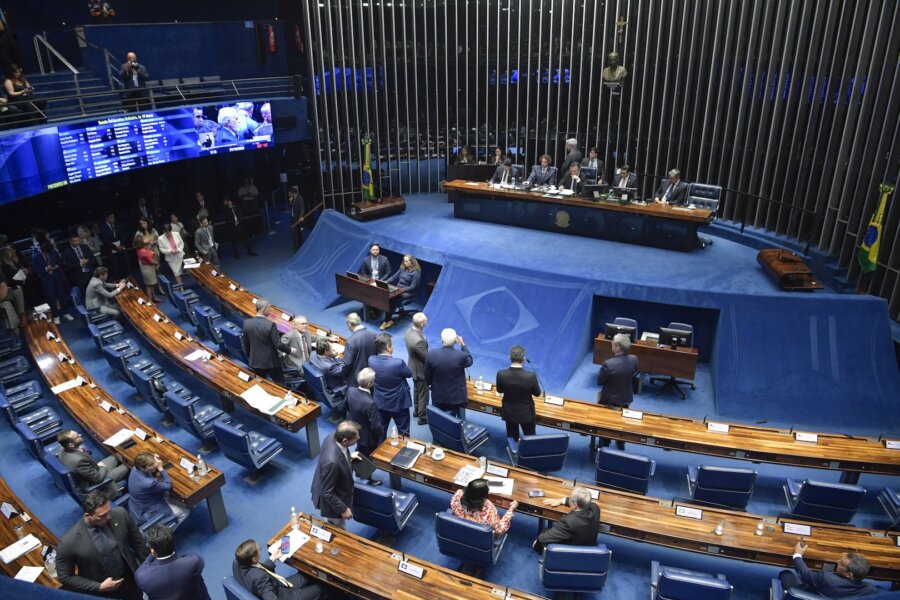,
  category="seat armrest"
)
[85,477,116,494]
[650,560,661,588]
[507,436,519,455]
